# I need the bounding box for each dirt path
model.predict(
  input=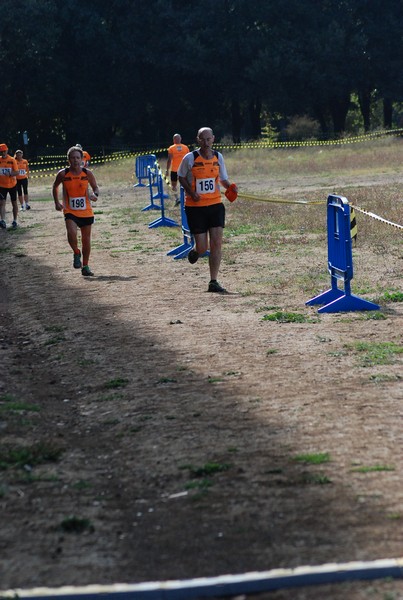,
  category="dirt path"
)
[0,177,402,600]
